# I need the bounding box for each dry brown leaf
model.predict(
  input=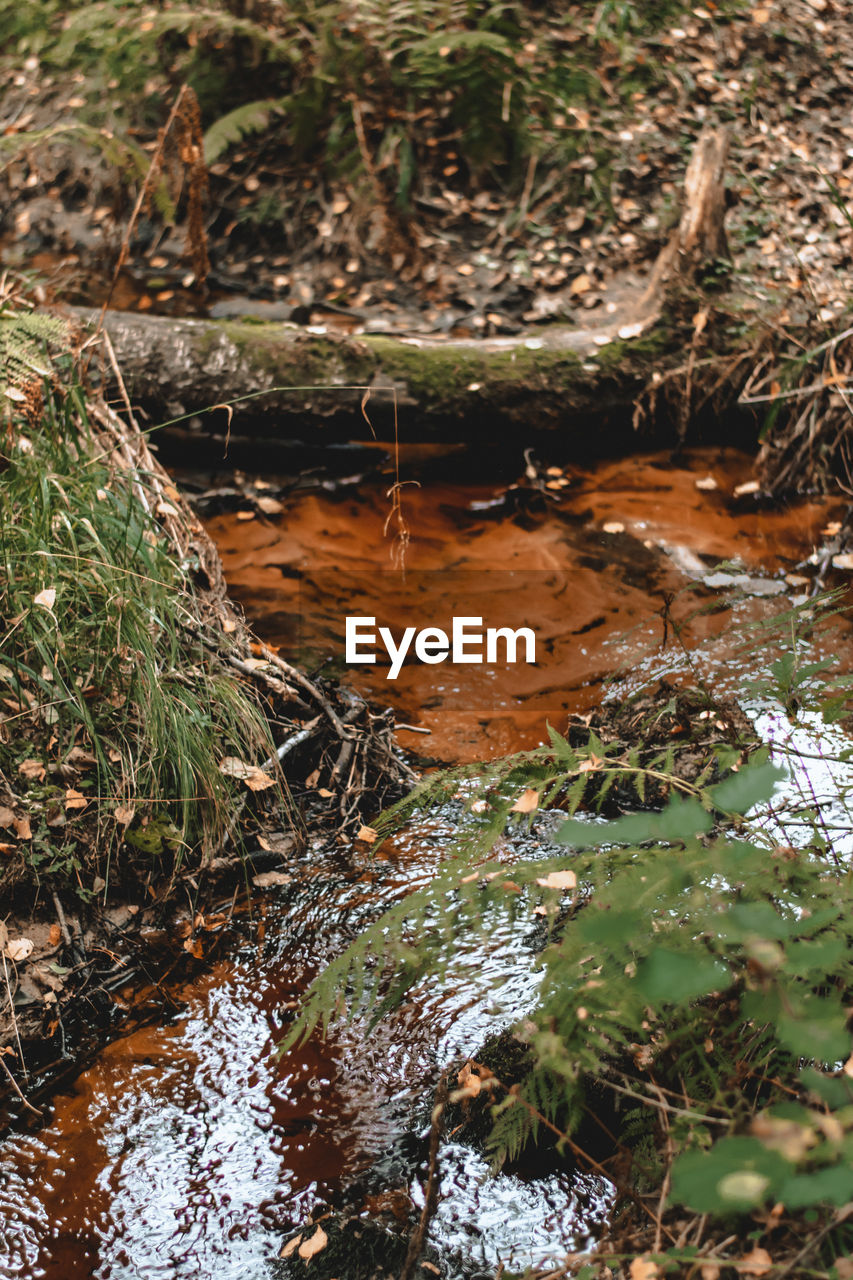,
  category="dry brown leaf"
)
[735,1247,773,1276]
[222,617,238,634]
[219,757,277,791]
[357,824,379,844]
[511,788,540,814]
[0,806,15,829]
[257,834,272,851]
[535,869,577,891]
[33,587,56,610]
[570,272,592,295]
[64,788,88,811]
[114,805,136,825]
[14,816,31,840]
[156,501,179,518]
[629,1257,662,1280]
[280,1236,303,1259]
[183,937,204,959]
[6,936,34,963]
[297,1226,328,1260]
[252,870,293,889]
[833,1257,853,1280]
[48,923,62,948]
[18,758,45,781]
